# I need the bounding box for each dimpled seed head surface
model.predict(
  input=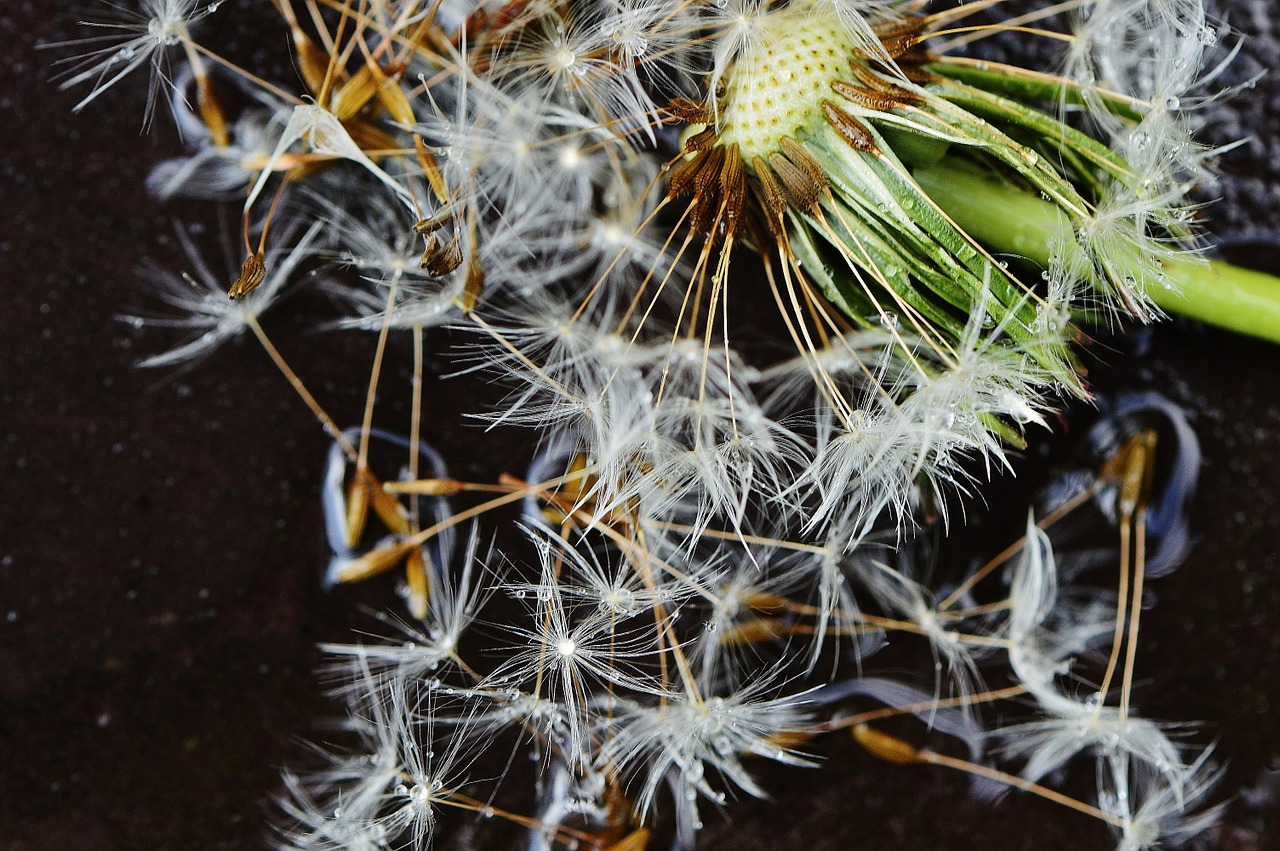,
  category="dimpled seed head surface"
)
[719,8,859,164]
